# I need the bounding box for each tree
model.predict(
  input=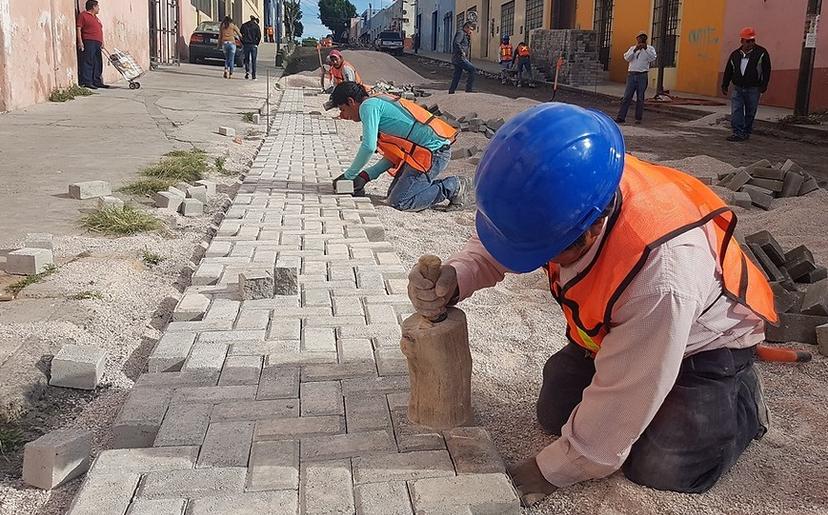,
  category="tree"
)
[318,0,356,42]
[293,20,304,38]
[283,0,303,45]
